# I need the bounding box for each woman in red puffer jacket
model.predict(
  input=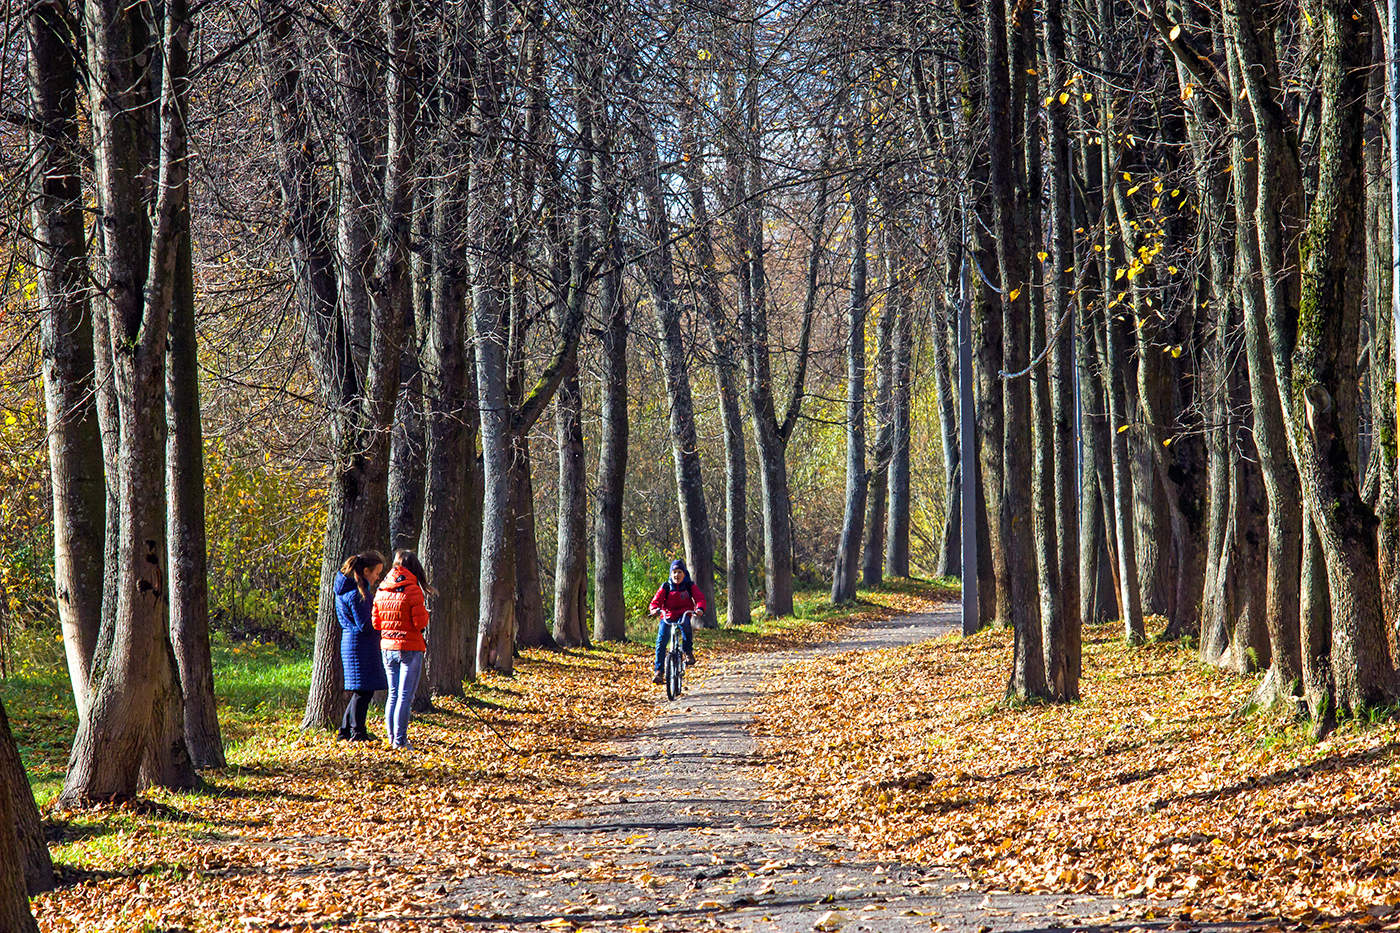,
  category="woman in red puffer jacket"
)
[373,549,430,749]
